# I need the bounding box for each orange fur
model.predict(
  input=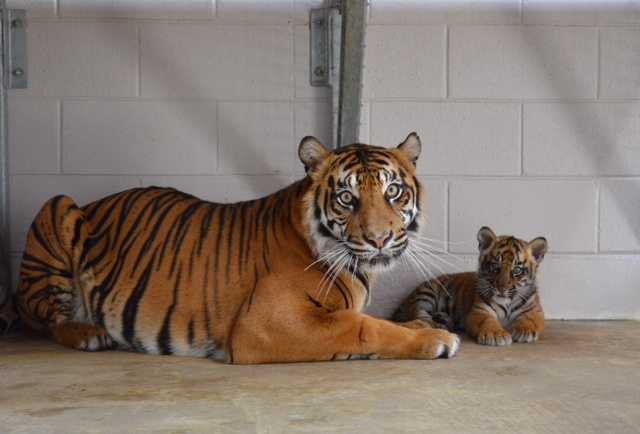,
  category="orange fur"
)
[394,227,547,346]
[15,134,460,363]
